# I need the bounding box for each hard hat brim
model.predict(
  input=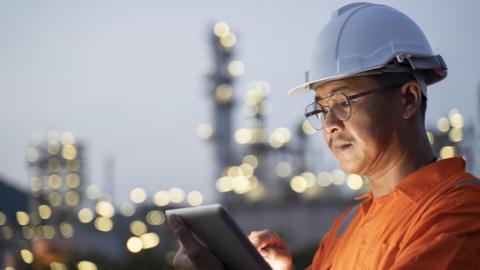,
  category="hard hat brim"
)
[287,69,384,96]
